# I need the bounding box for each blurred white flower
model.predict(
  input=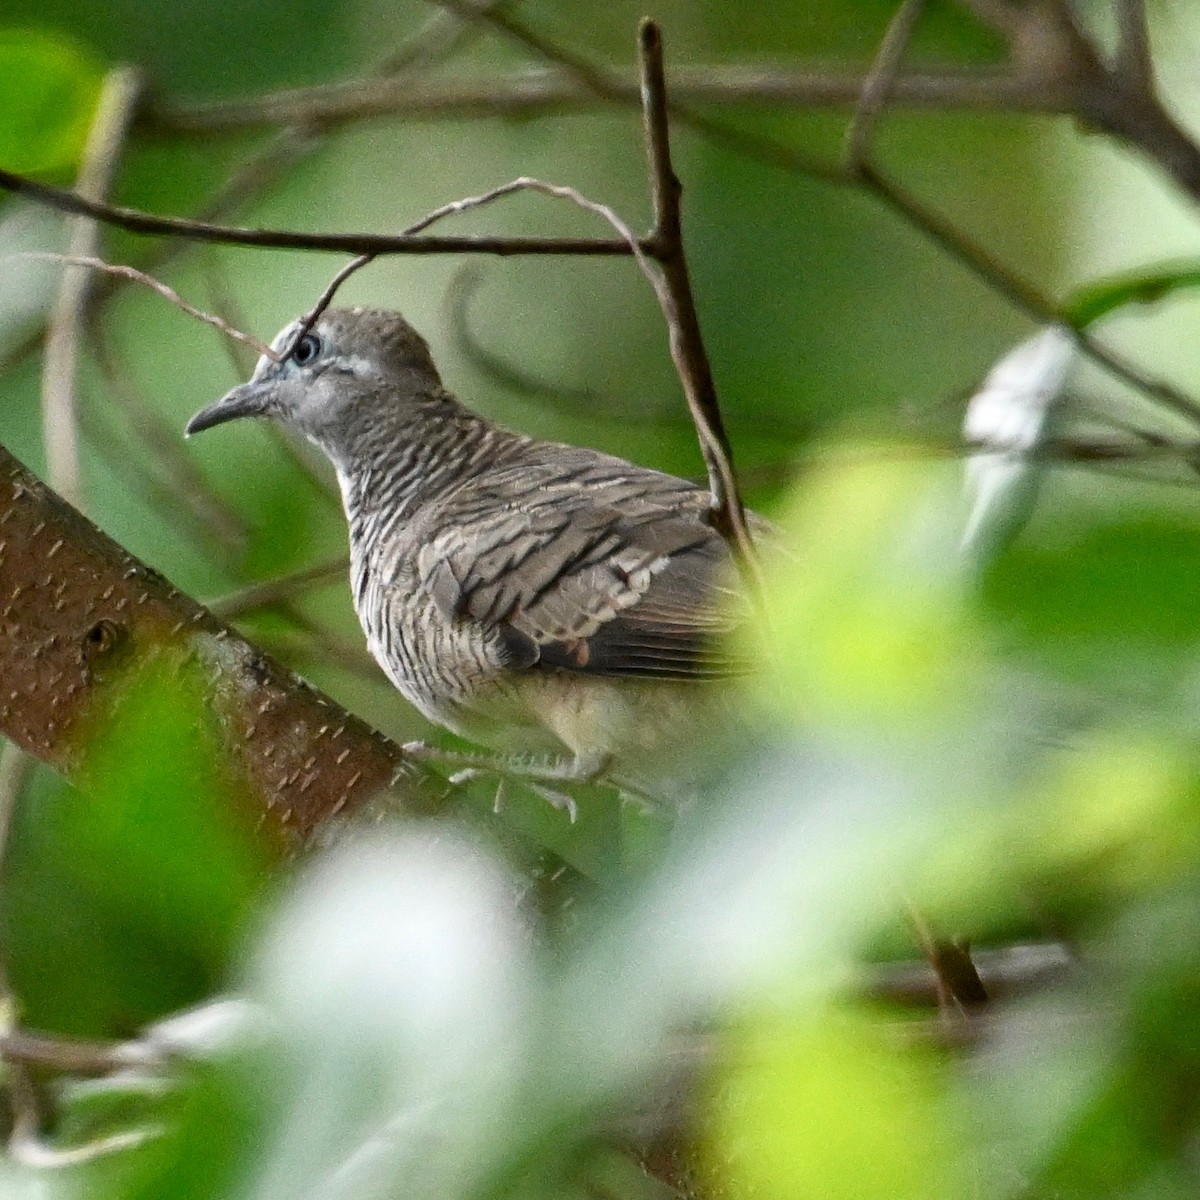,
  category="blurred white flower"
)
[961,326,1076,556]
